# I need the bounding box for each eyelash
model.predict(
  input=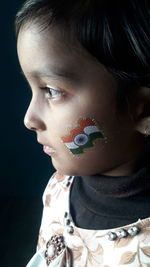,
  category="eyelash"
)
[40,86,64,100]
